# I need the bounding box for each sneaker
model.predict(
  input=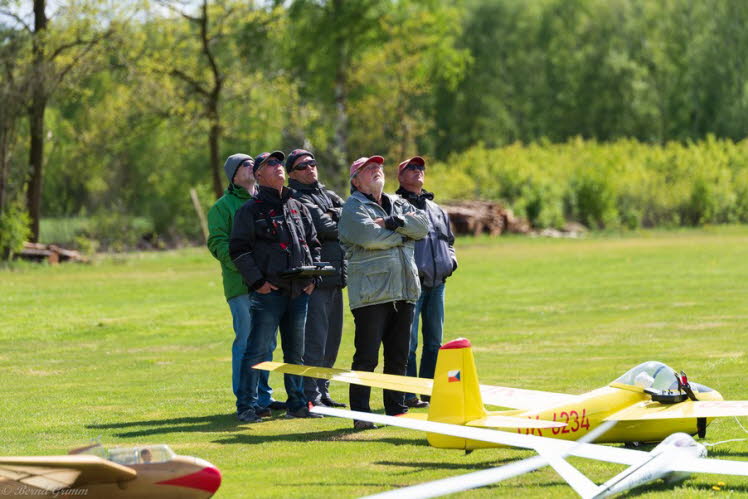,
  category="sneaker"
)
[267,400,287,411]
[321,396,347,408]
[404,398,429,408]
[237,409,262,423]
[285,406,323,419]
[256,407,272,418]
[353,420,377,430]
